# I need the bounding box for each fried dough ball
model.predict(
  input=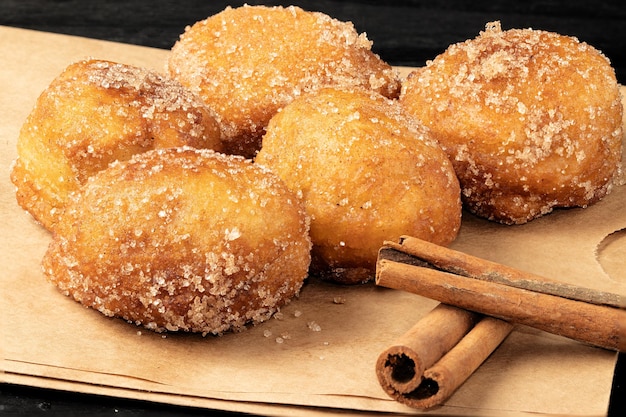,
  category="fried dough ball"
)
[400,22,623,224]
[167,4,401,158]
[255,87,461,284]
[42,147,311,335]
[11,59,223,232]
